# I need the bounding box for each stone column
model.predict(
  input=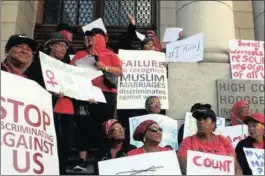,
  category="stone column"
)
[166,1,236,121]
[252,1,264,41]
